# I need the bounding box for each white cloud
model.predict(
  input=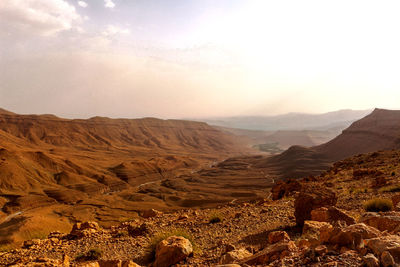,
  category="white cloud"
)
[104,0,115,9]
[77,1,88,8]
[0,0,82,37]
[102,25,130,36]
